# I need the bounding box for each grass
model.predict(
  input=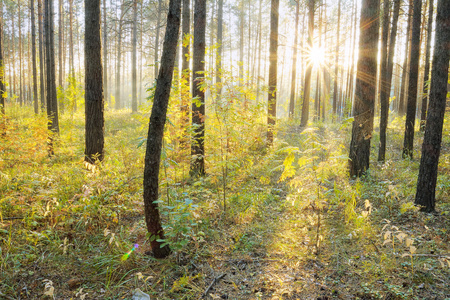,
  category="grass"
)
[0,106,449,299]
